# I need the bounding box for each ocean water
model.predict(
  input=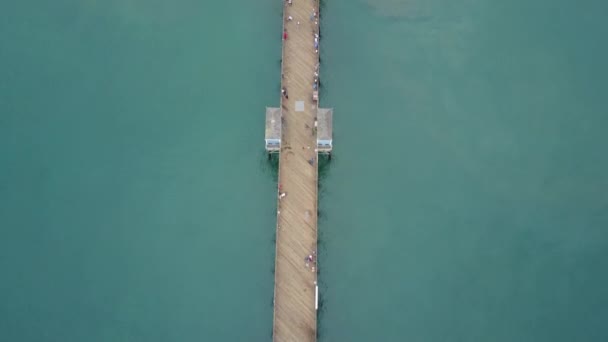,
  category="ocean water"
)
[0,1,281,340]
[318,0,608,341]
[1,0,607,341]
